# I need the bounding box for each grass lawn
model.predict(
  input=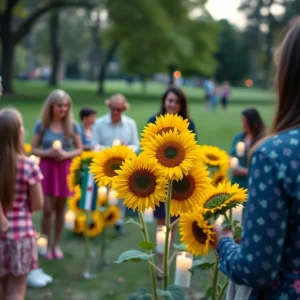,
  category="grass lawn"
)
[0,80,277,300]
